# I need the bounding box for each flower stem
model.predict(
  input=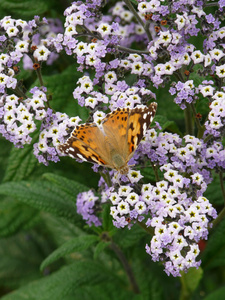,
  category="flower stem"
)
[123,0,152,41]
[110,241,140,294]
[219,171,225,204]
[184,104,194,135]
